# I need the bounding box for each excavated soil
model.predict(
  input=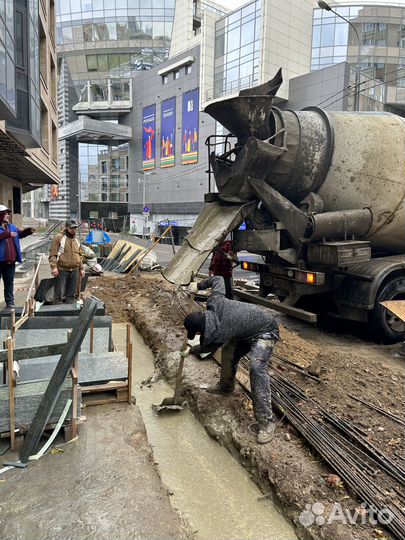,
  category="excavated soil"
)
[88,273,404,540]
